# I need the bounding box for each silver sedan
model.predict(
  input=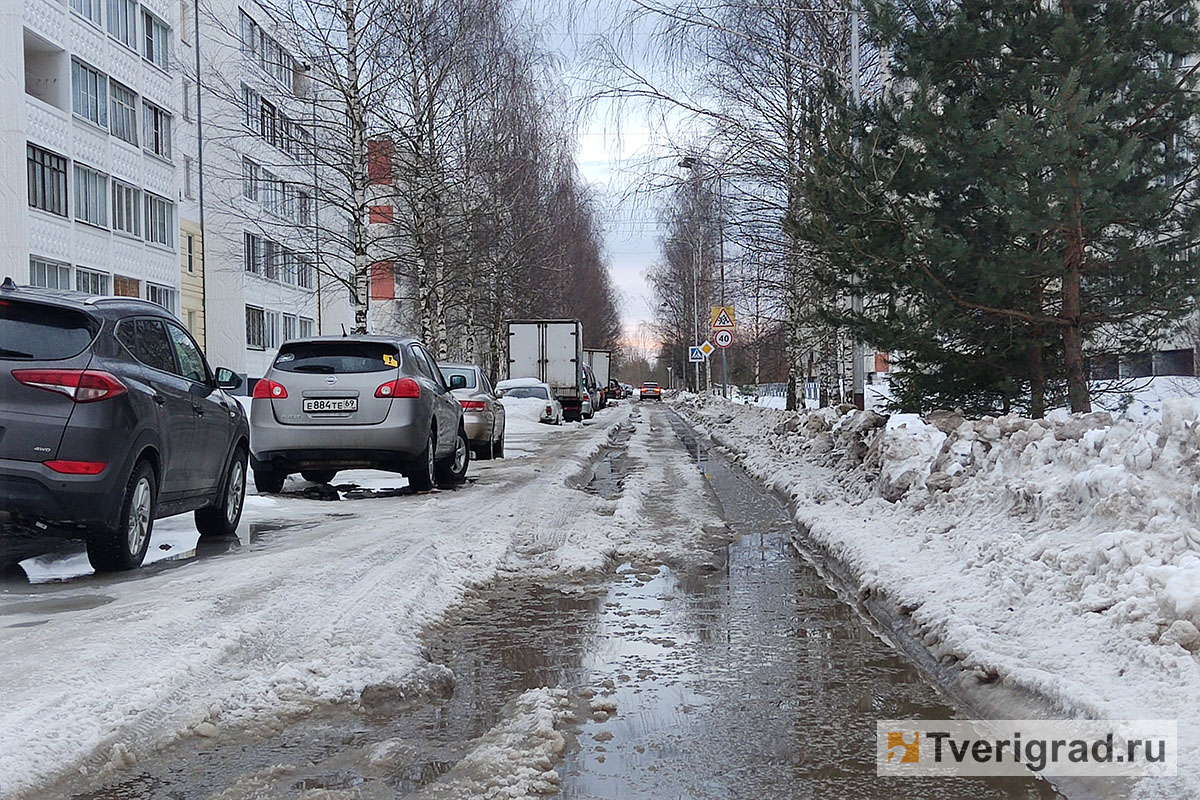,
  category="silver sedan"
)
[440,363,507,459]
